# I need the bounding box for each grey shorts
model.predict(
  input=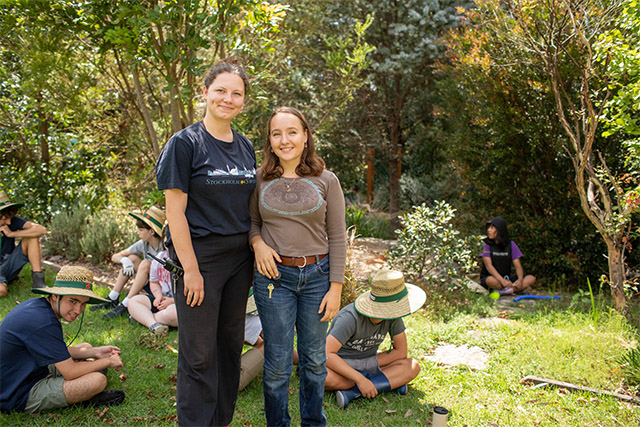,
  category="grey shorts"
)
[343,354,382,376]
[0,241,28,284]
[24,365,68,414]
